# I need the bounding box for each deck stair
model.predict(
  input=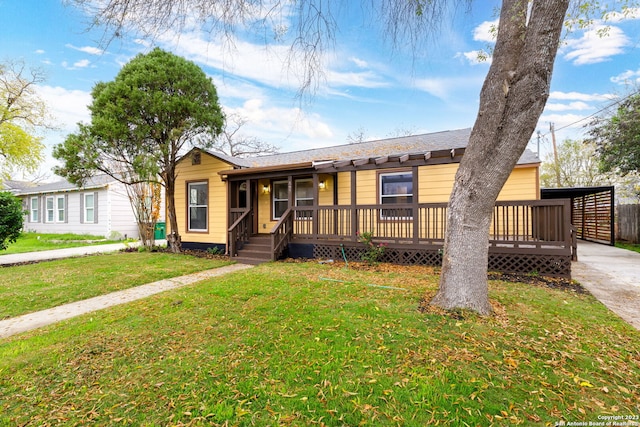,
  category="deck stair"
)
[234,235,272,265]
